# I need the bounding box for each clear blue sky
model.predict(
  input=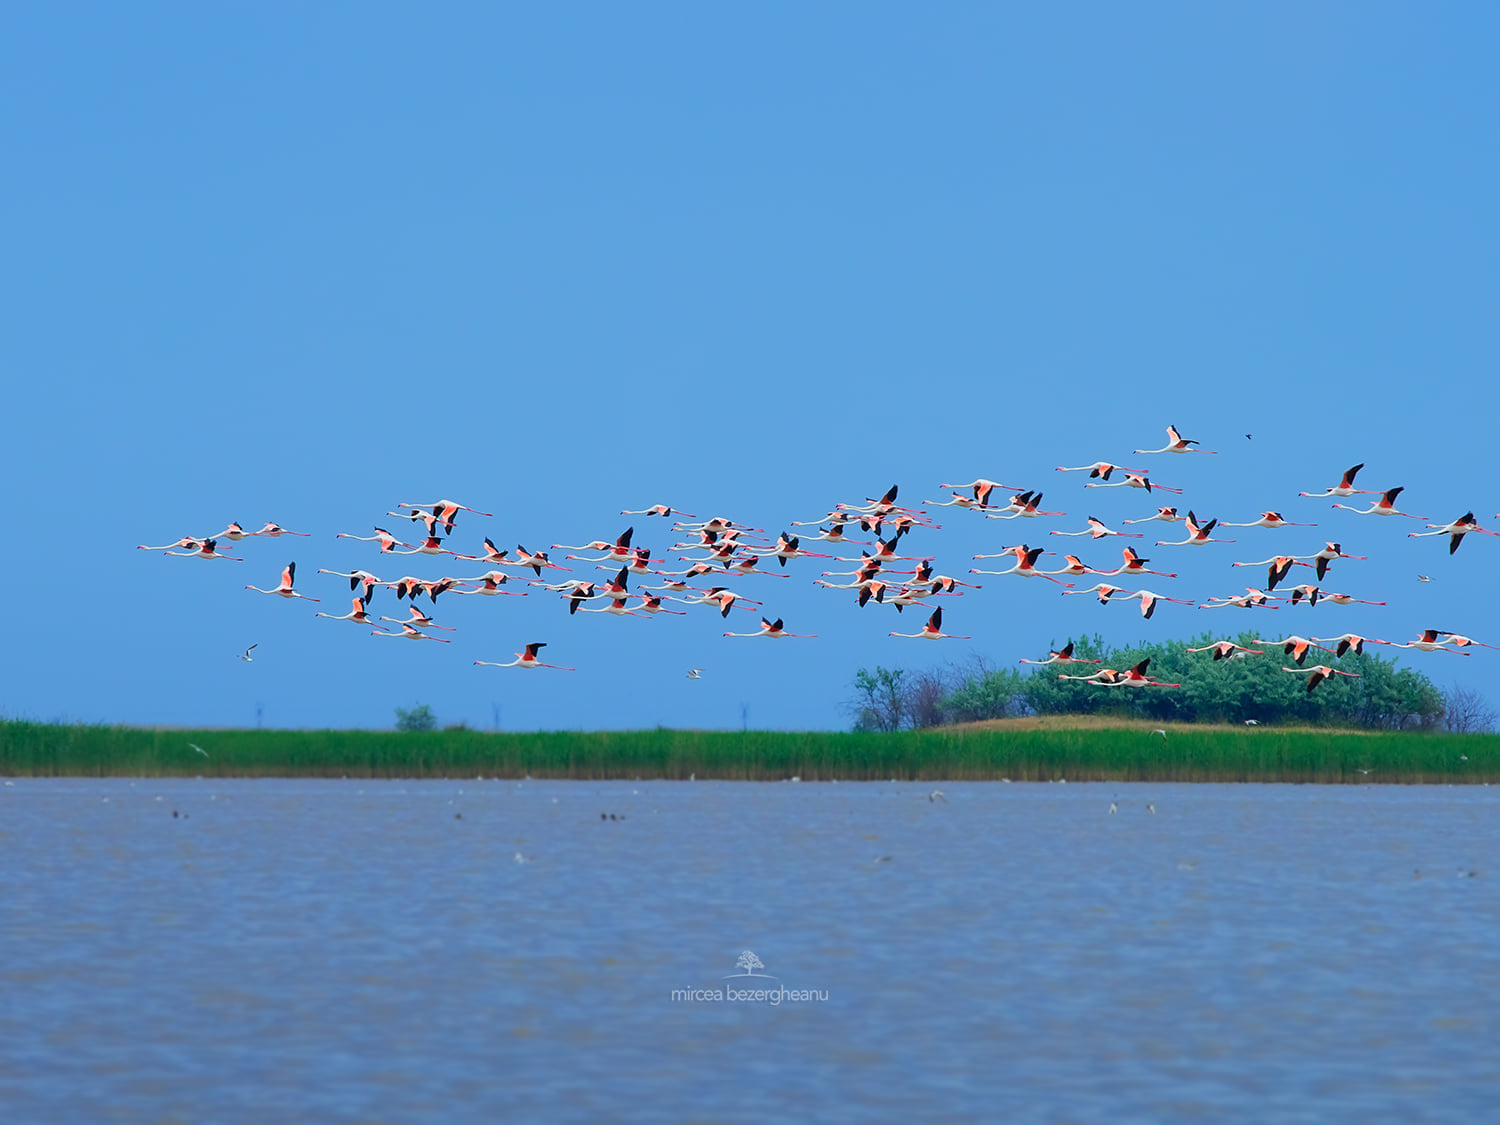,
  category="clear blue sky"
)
[5,4,1498,730]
